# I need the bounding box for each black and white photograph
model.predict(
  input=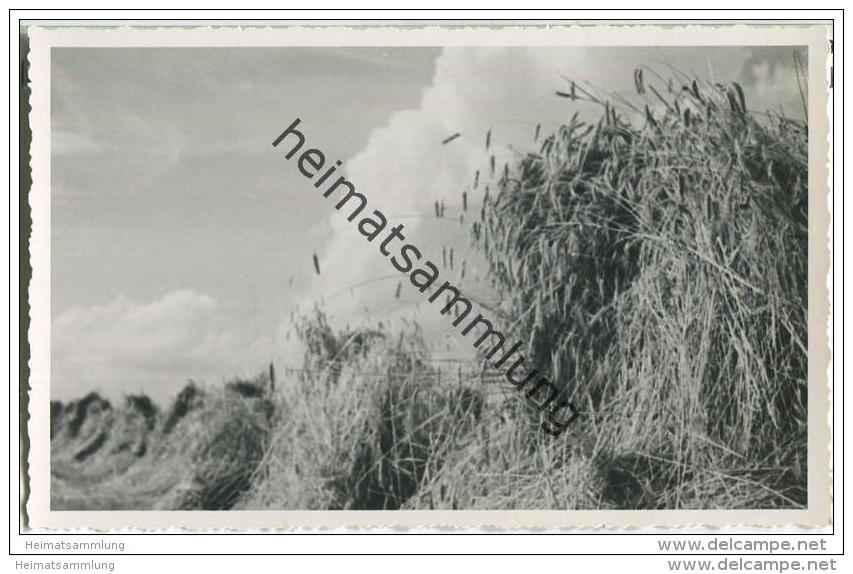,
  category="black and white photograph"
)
[22,23,832,531]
